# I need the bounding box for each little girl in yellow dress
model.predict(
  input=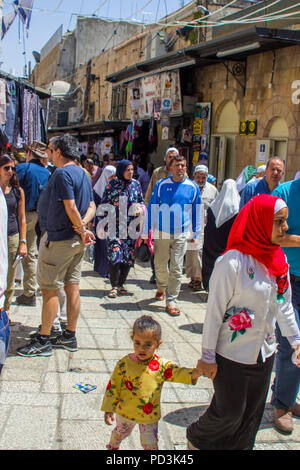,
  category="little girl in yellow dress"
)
[101,315,202,450]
